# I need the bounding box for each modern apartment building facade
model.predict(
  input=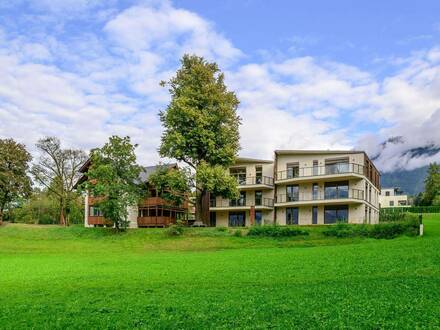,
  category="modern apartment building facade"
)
[209,150,381,226]
[379,187,410,208]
